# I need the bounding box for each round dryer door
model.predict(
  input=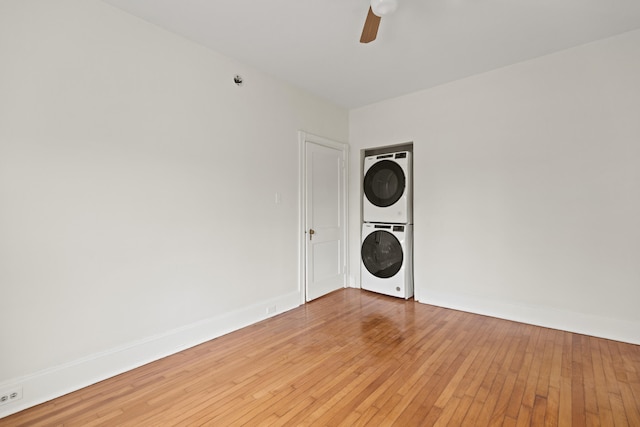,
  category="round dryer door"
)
[361,230,403,278]
[363,160,406,208]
